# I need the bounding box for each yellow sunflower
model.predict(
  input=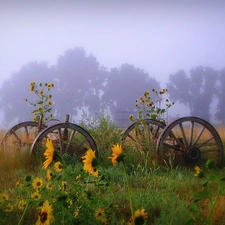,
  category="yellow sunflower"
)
[128,207,148,225]
[35,200,55,225]
[82,149,99,177]
[46,169,53,180]
[194,166,204,178]
[46,182,52,191]
[0,193,9,202]
[54,161,63,173]
[43,139,55,169]
[18,200,27,211]
[31,191,41,200]
[61,181,67,191]
[32,177,43,190]
[5,203,14,213]
[108,144,124,165]
[95,208,106,221]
